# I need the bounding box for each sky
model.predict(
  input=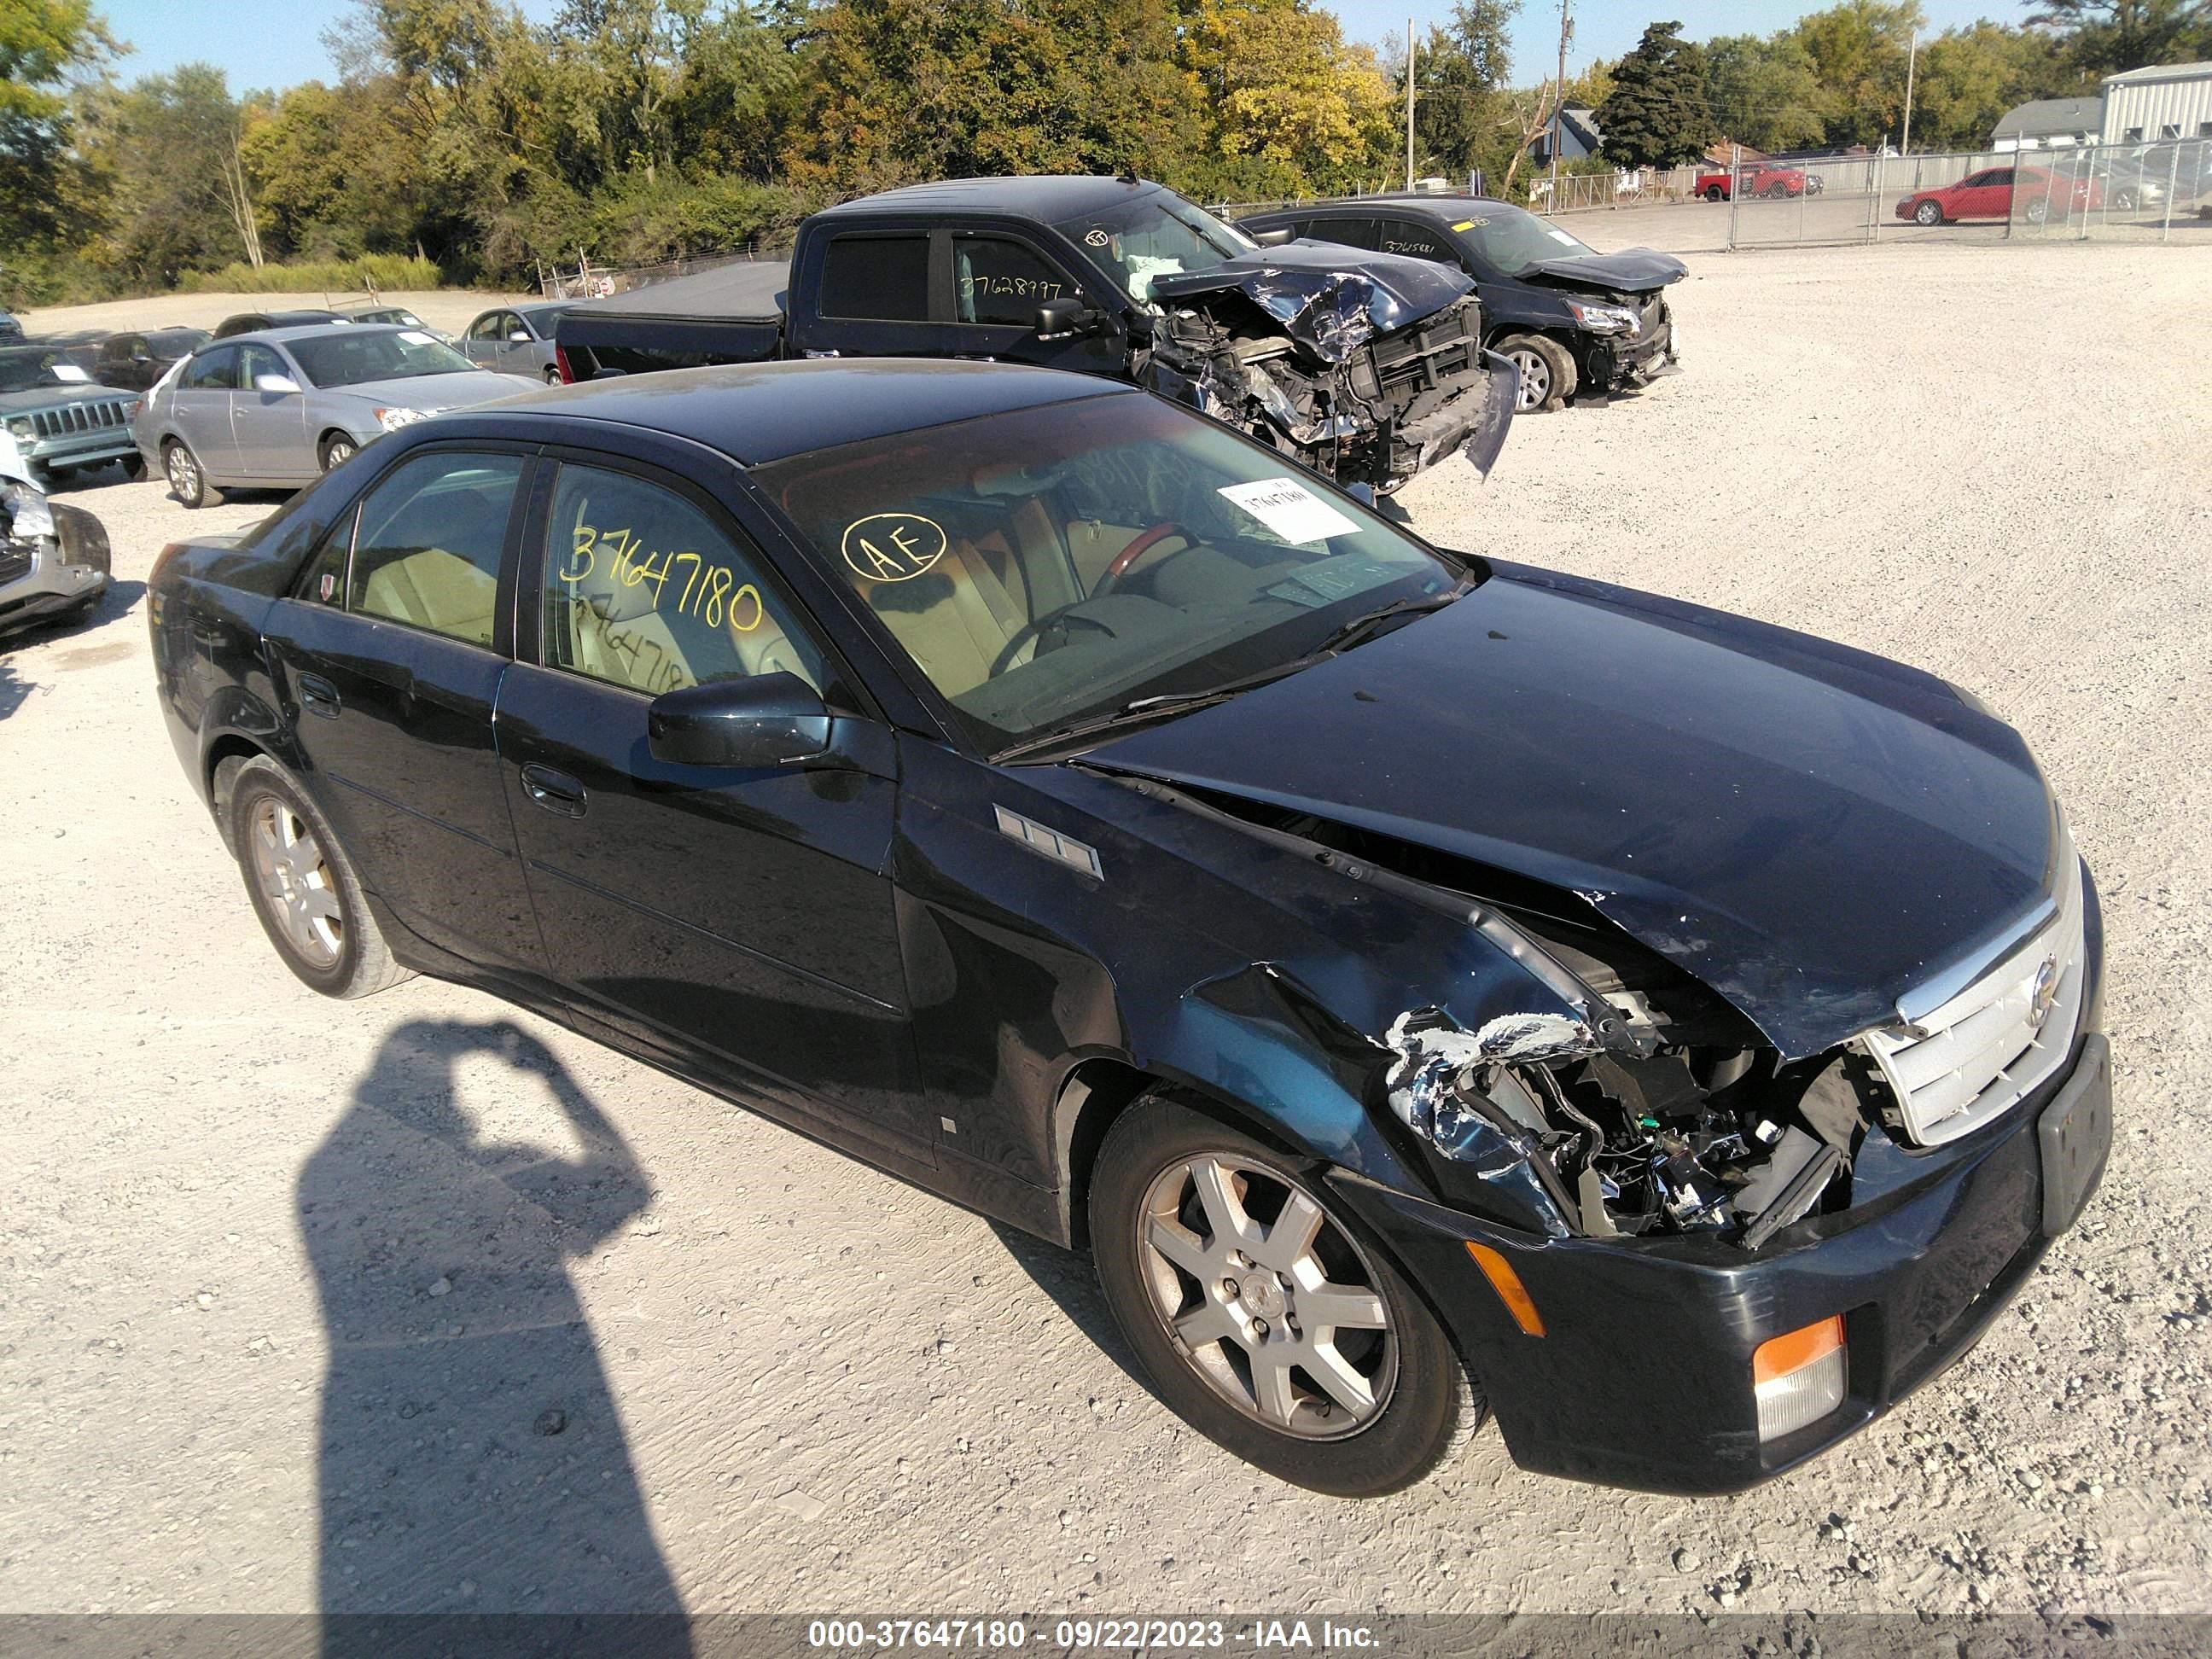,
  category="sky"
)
[99,0,2031,94]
